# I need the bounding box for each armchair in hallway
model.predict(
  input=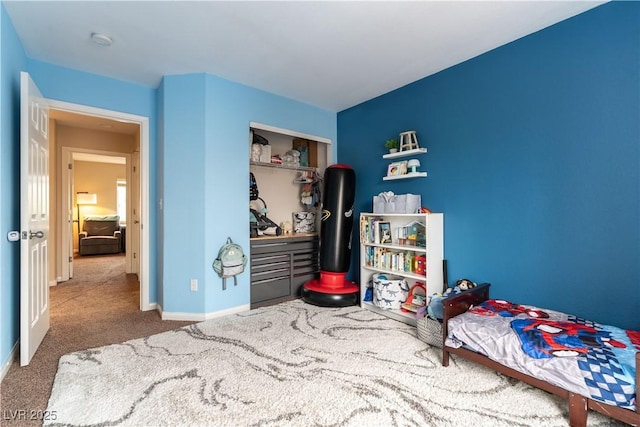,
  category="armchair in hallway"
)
[79,215,122,256]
